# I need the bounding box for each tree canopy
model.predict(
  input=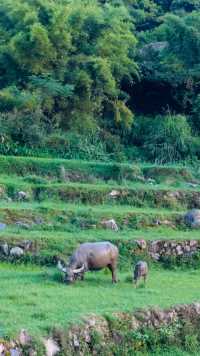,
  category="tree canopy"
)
[0,0,199,162]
